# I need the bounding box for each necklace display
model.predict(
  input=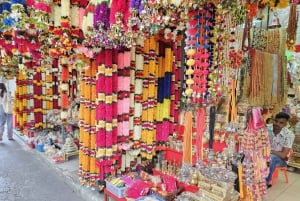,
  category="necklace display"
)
[286,2,297,50]
[249,48,287,110]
